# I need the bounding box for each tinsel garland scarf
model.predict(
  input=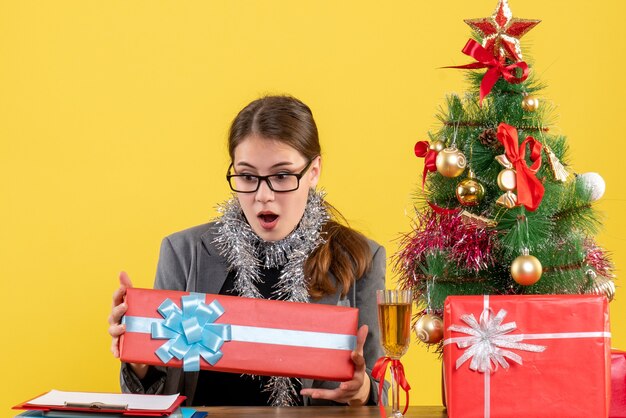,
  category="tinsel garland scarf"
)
[213,189,330,406]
